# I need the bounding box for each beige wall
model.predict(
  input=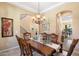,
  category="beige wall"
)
[0,2,34,51]
[43,2,79,39]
